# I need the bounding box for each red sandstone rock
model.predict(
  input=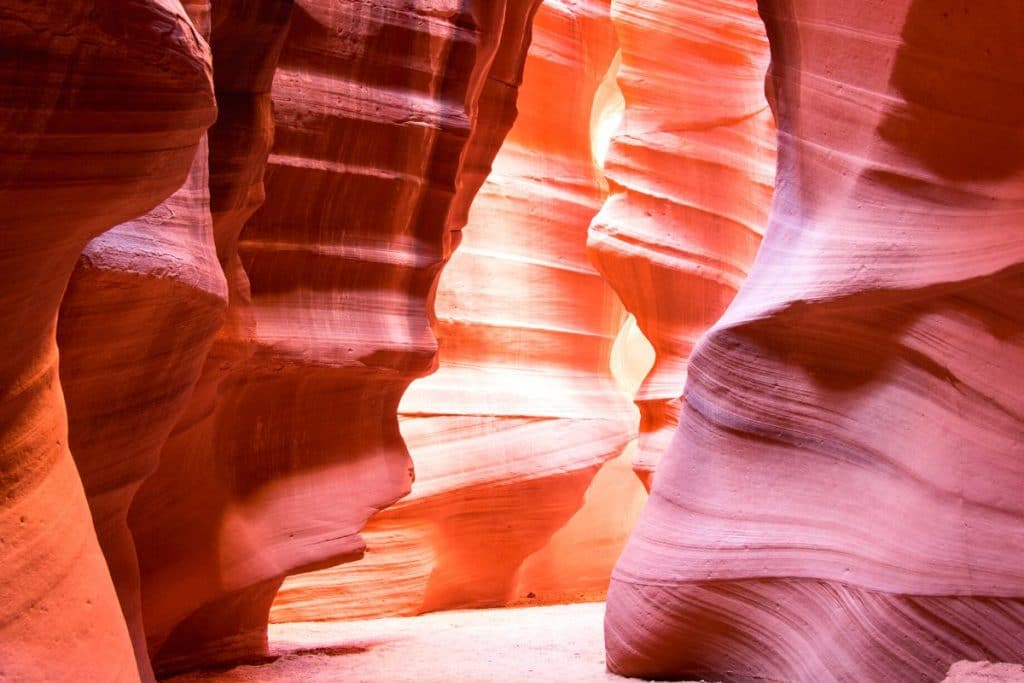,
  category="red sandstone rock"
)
[119,4,293,675]
[57,5,227,681]
[7,1,1023,680]
[271,0,646,621]
[58,135,227,682]
[588,0,775,486]
[605,1,1024,680]
[123,1,543,675]
[0,2,214,680]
